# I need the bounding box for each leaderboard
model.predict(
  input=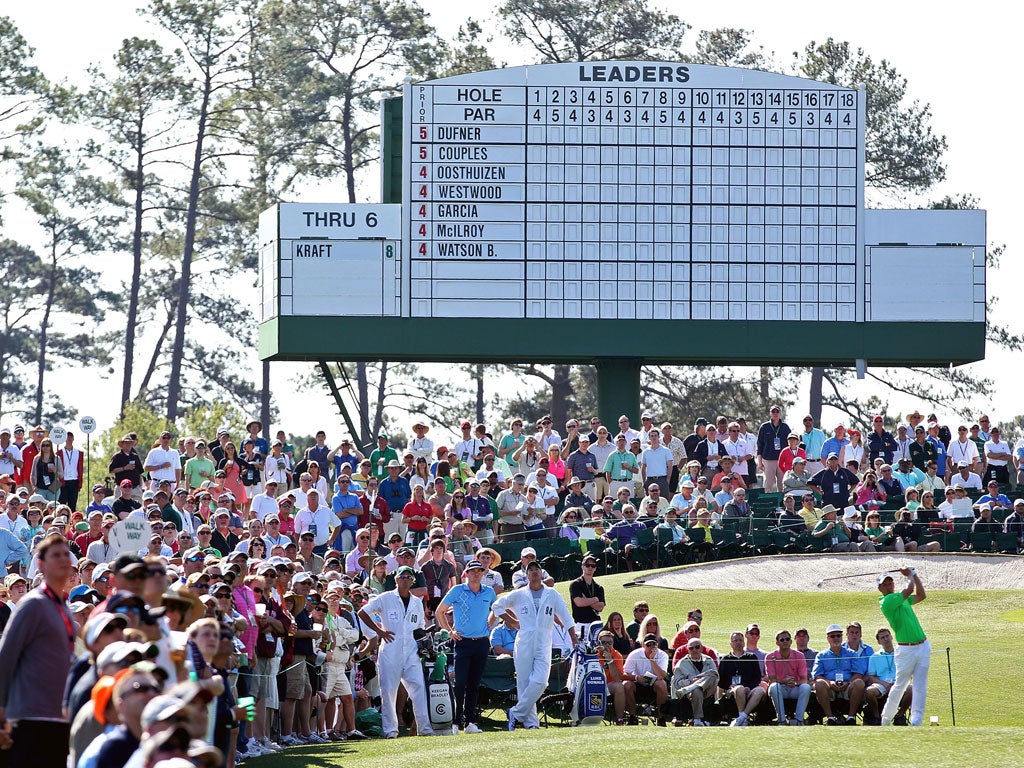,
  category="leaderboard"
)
[403,63,866,322]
